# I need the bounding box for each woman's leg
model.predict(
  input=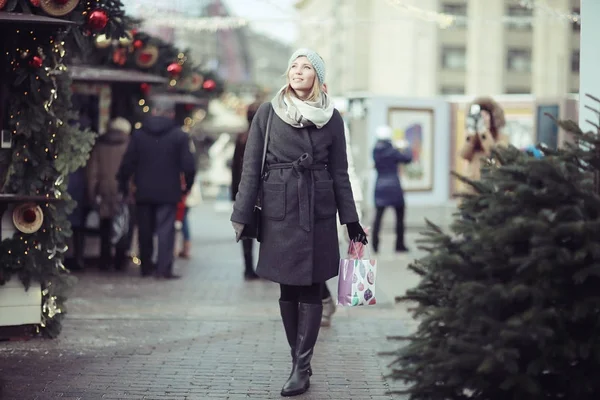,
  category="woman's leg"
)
[281,283,322,396]
[179,208,191,258]
[321,283,336,327]
[394,204,408,252]
[371,206,386,253]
